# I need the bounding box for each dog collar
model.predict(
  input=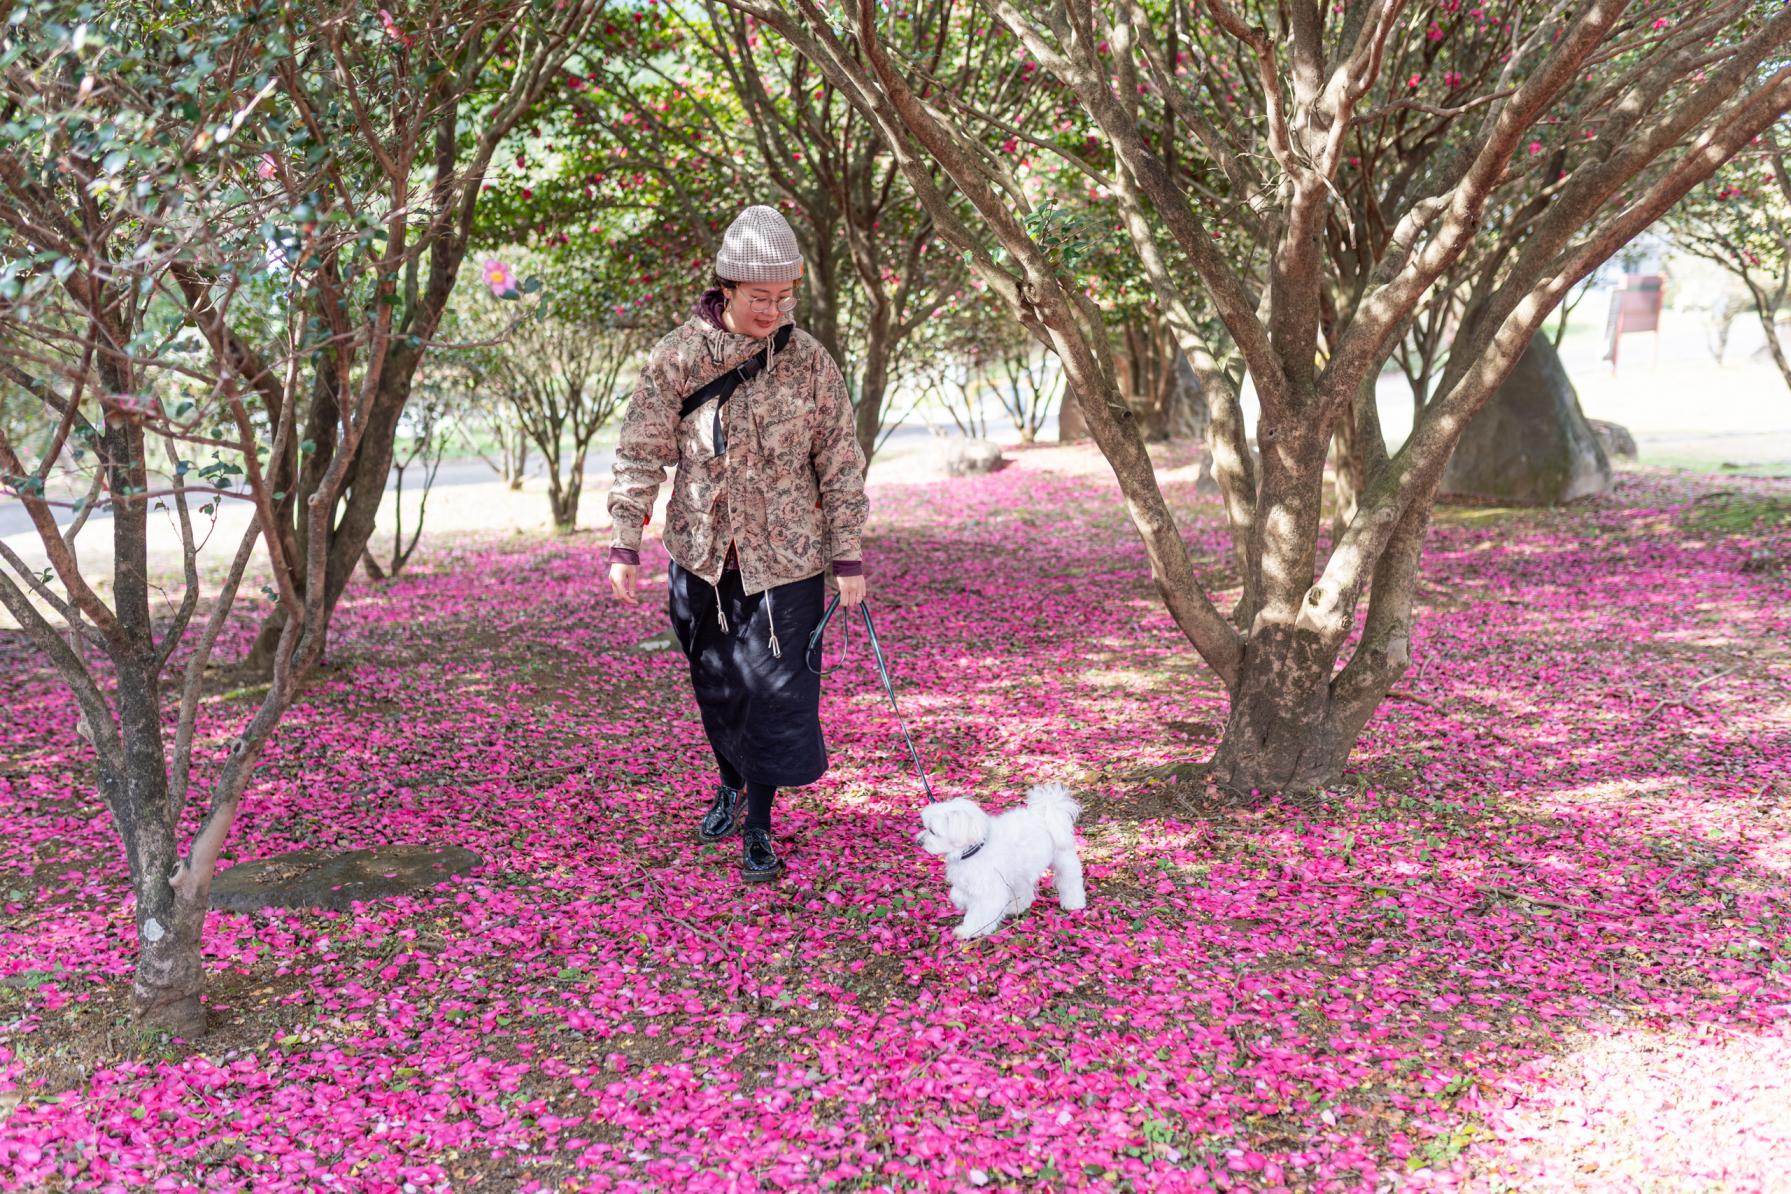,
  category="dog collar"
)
[958,841,985,861]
